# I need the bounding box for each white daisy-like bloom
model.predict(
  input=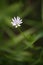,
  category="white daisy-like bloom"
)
[11,16,23,28]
